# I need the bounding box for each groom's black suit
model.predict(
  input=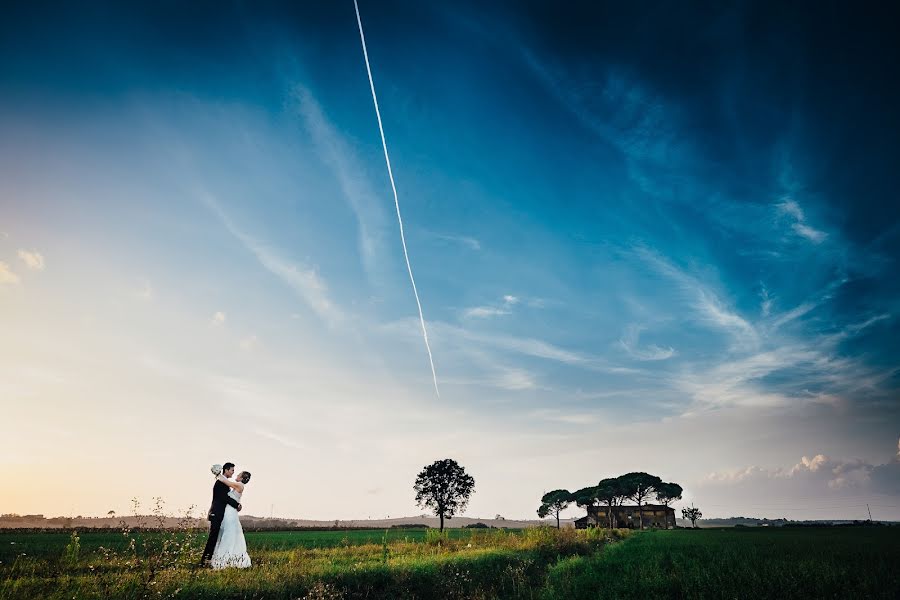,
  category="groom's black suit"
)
[200,479,241,565]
